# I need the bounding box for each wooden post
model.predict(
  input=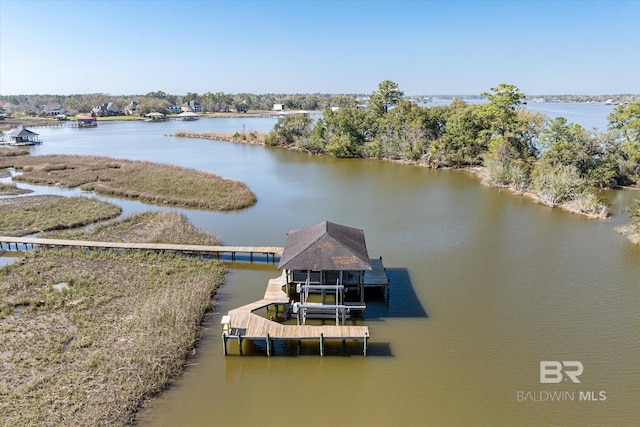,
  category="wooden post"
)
[238,336,243,355]
[363,333,368,356]
[222,333,228,355]
[319,333,324,356]
[266,333,271,357]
